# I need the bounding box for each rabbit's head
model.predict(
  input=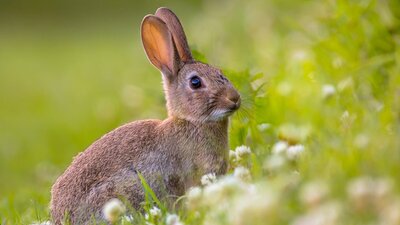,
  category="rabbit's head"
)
[141,7,240,122]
